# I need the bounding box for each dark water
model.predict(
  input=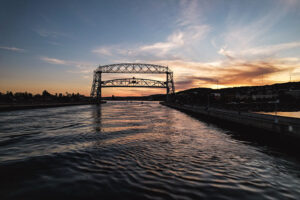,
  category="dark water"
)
[1,101,300,200]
